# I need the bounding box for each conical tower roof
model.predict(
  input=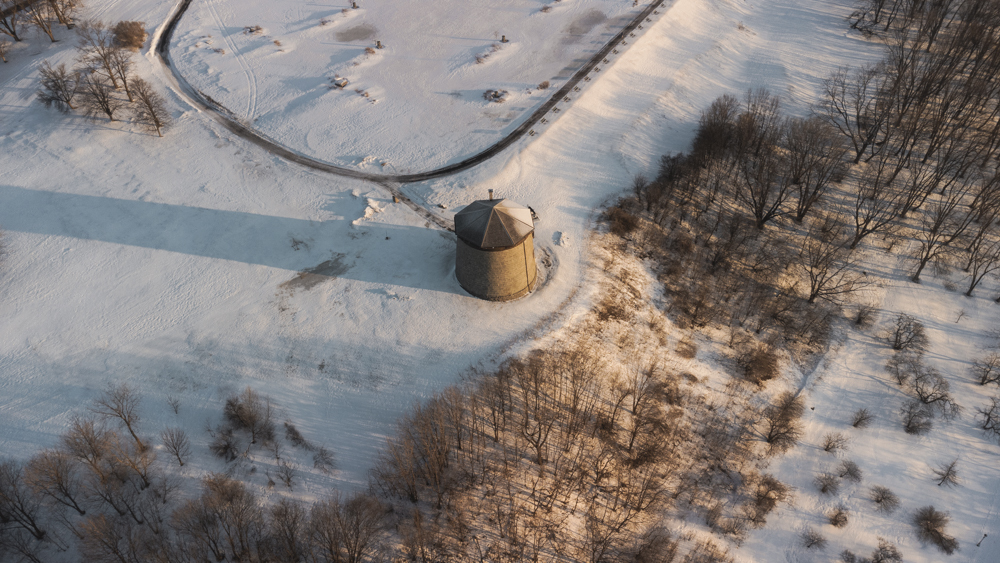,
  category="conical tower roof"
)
[454,198,534,249]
